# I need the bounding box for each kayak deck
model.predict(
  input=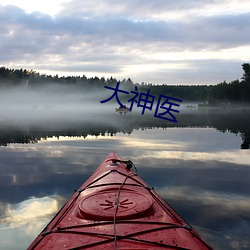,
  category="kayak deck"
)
[28,152,213,249]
